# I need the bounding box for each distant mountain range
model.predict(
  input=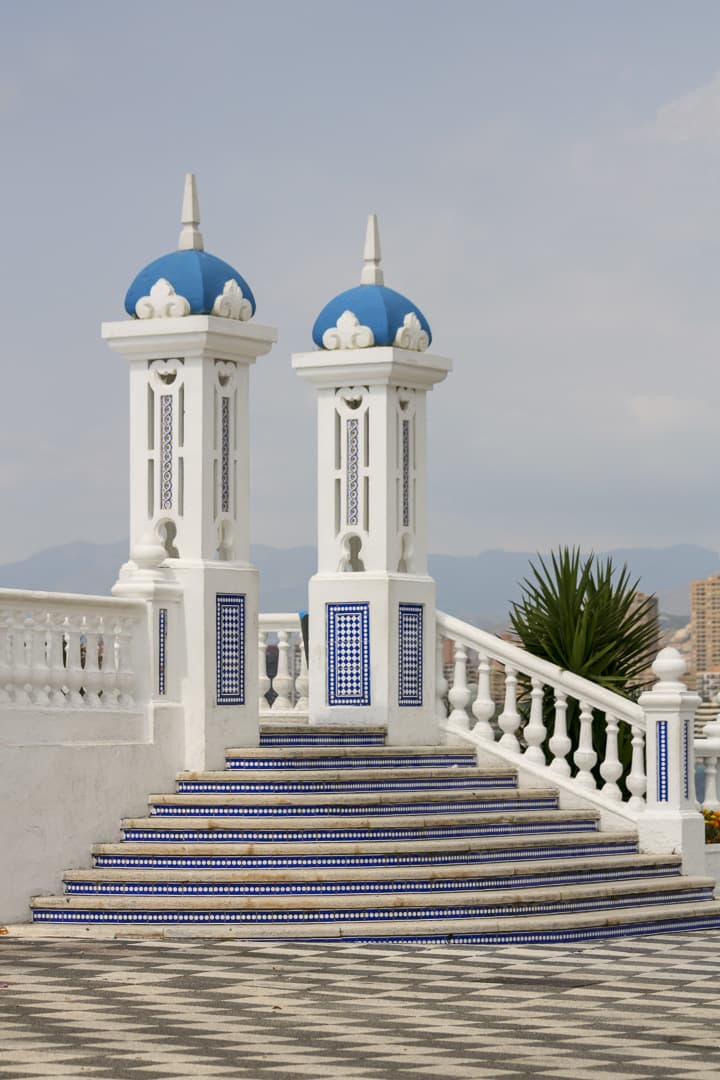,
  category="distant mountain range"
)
[0,540,716,625]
